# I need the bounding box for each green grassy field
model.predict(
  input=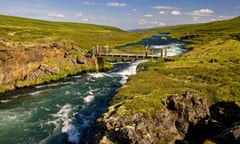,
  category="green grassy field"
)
[105,17,240,118]
[0,15,151,51]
